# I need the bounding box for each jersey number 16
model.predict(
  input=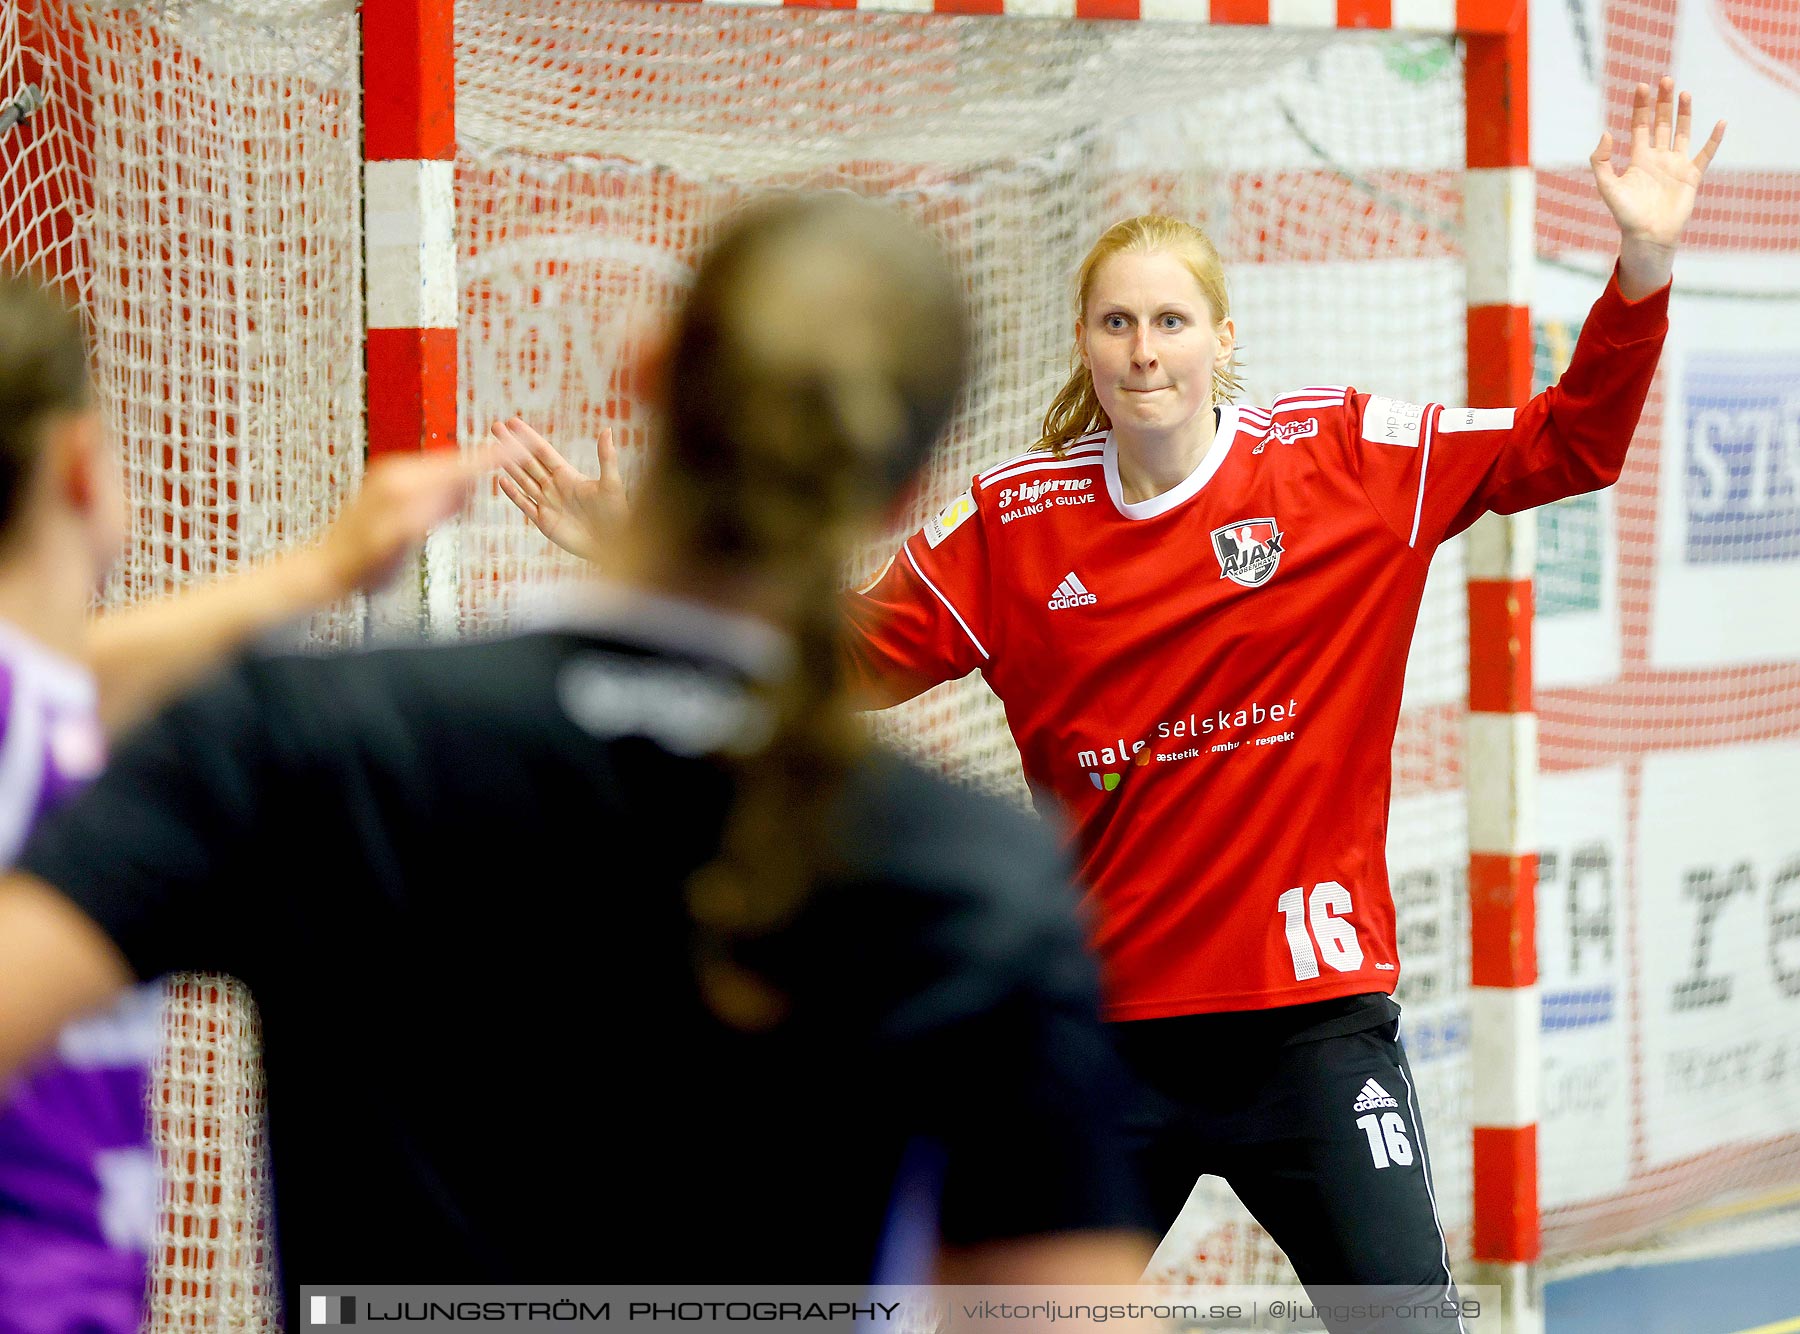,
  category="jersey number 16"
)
[1276,881,1365,980]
